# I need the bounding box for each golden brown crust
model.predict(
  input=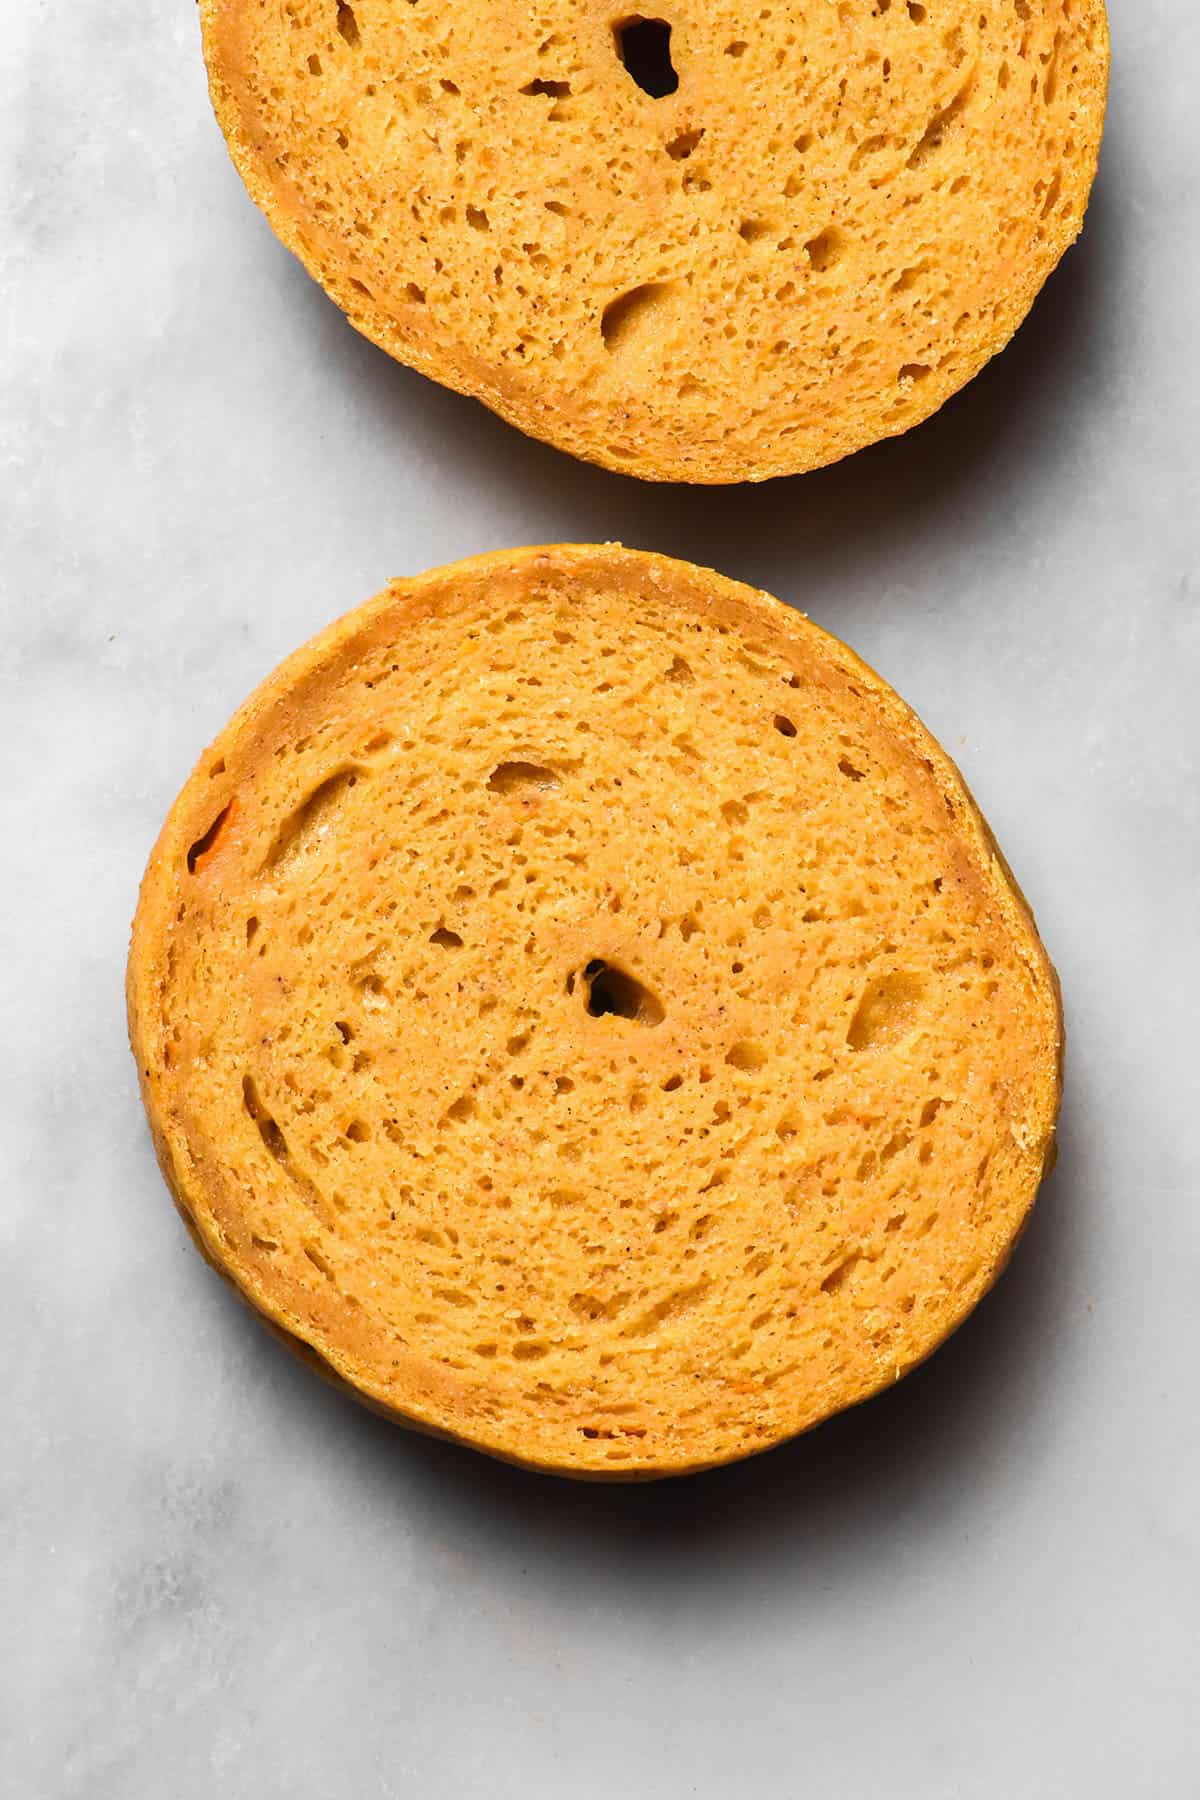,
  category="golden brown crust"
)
[129,546,1063,1477]
[199,0,1108,483]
